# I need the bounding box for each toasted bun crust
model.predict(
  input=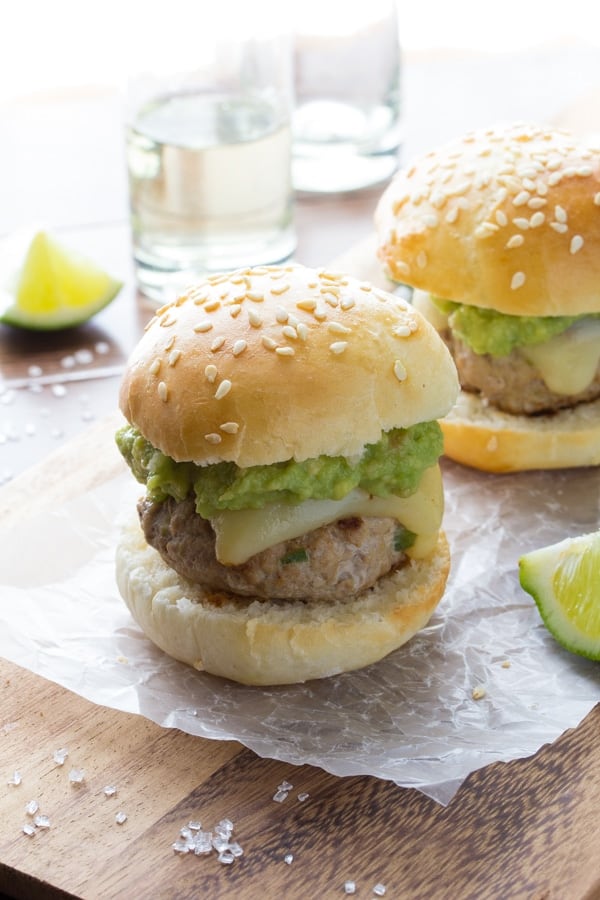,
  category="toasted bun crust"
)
[116,512,450,685]
[441,392,600,472]
[119,264,458,467]
[376,123,600,316]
